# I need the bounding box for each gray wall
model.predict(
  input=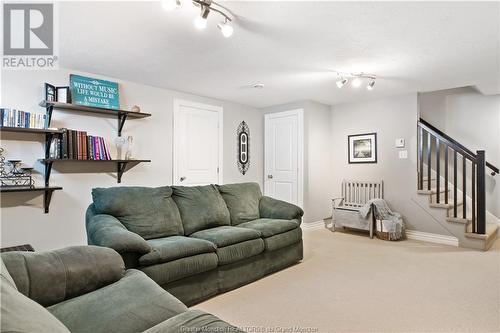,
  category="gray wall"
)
[261,101,333,223]
[1,68,264,250]
[330,93,451,235]
[419,87,500,217]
